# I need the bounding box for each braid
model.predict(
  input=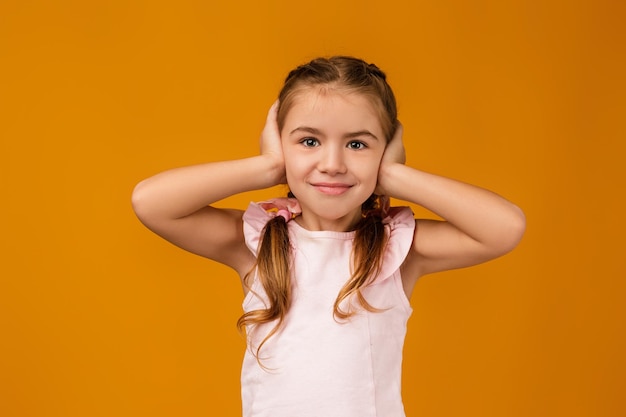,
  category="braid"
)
[366,62,387,80]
